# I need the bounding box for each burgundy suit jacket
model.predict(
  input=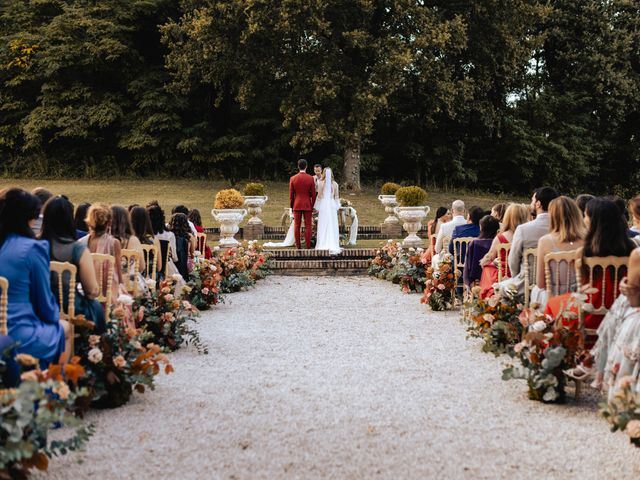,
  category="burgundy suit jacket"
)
[290,172,316,211]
